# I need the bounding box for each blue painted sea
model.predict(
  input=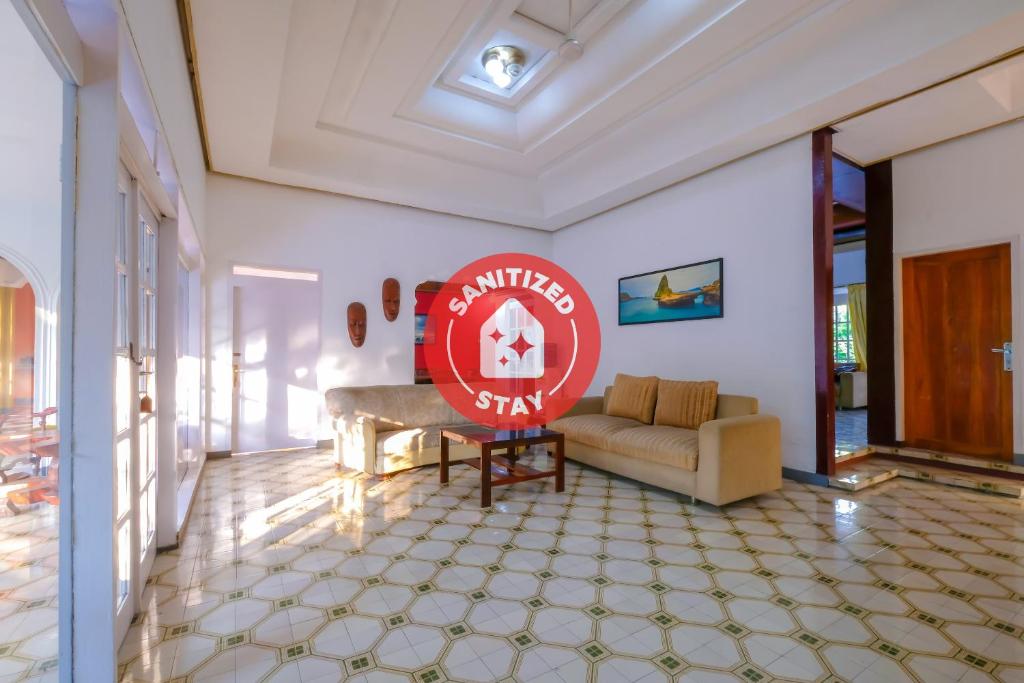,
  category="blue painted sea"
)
[619,296,721,324]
